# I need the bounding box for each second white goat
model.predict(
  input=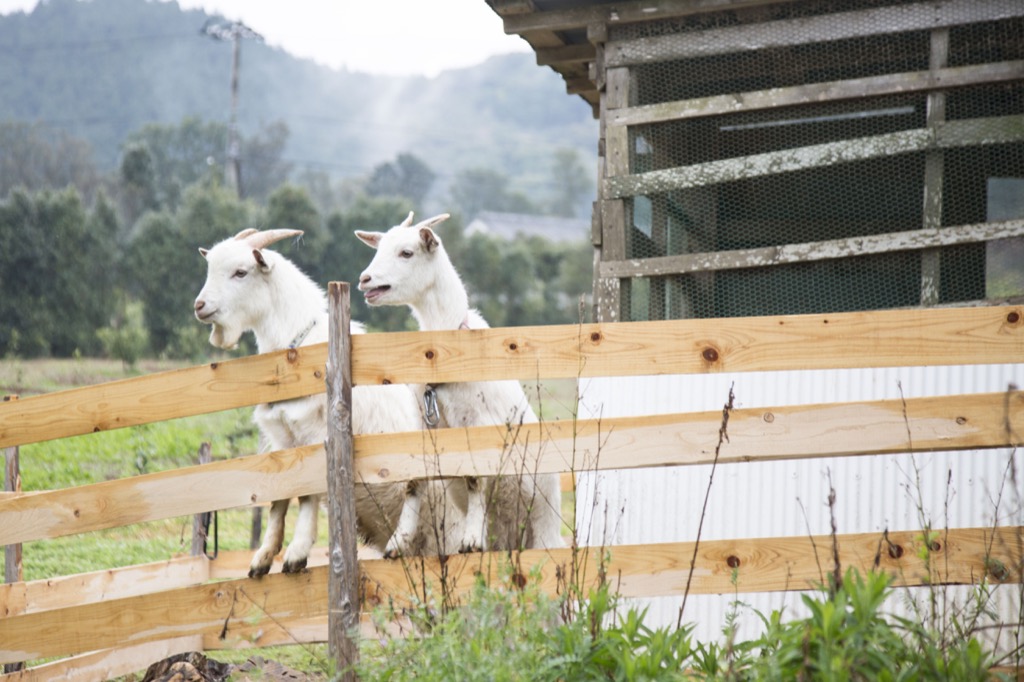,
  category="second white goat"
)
[356,213,564,552]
